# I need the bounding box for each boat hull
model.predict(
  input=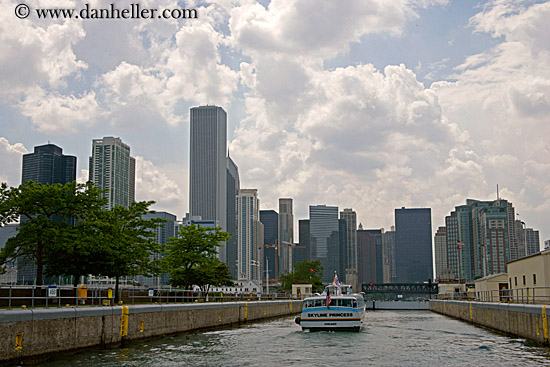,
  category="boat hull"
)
[299,308,363,331]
